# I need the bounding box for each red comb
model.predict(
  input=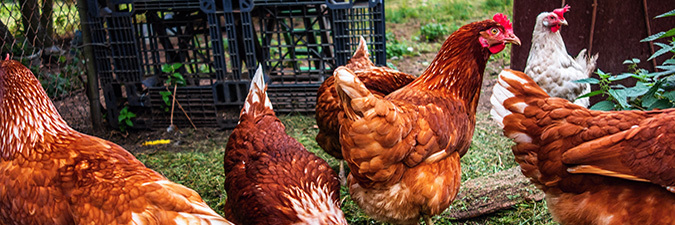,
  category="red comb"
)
[493,13,513,33]
[553,5,570,20]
